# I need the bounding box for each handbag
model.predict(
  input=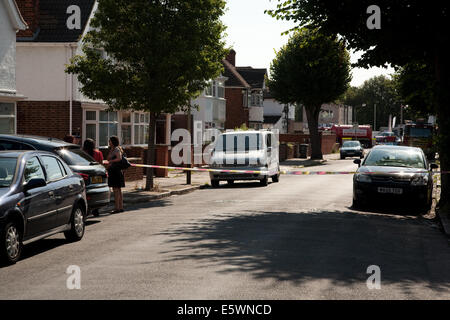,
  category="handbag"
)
[112,152,131,170]
[119,154,131,170]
